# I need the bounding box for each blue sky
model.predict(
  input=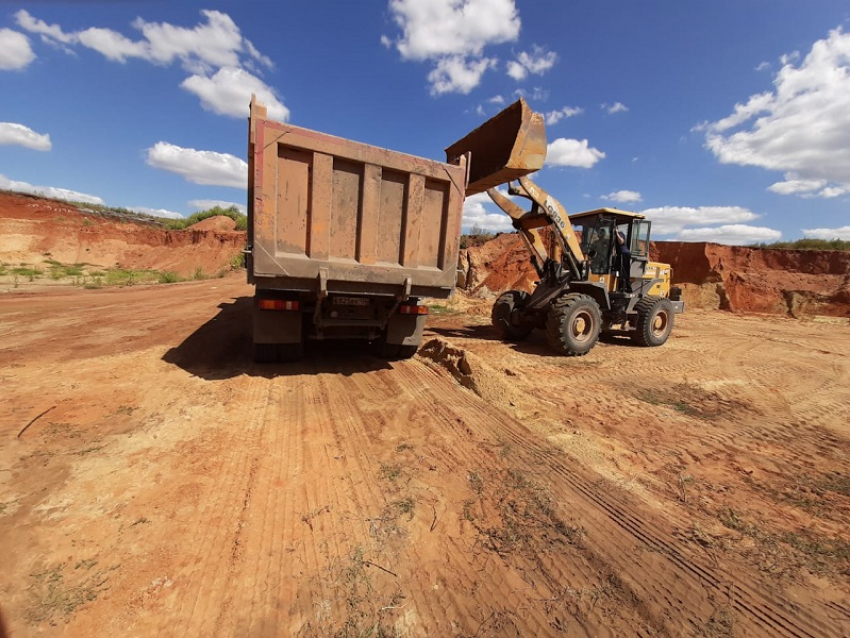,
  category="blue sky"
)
[1,1,849,243]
